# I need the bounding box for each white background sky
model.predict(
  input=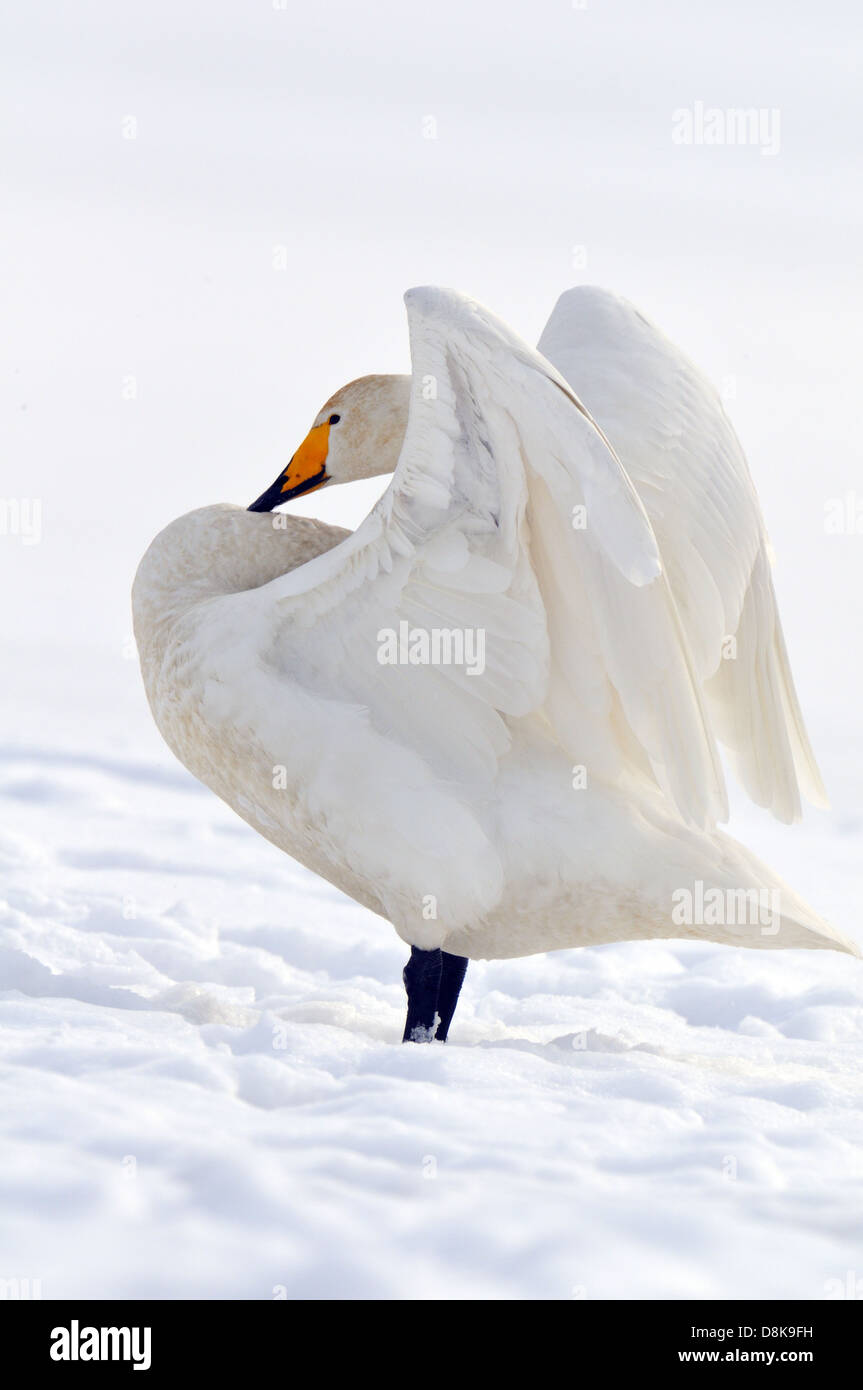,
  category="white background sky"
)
[3,0,862,735]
